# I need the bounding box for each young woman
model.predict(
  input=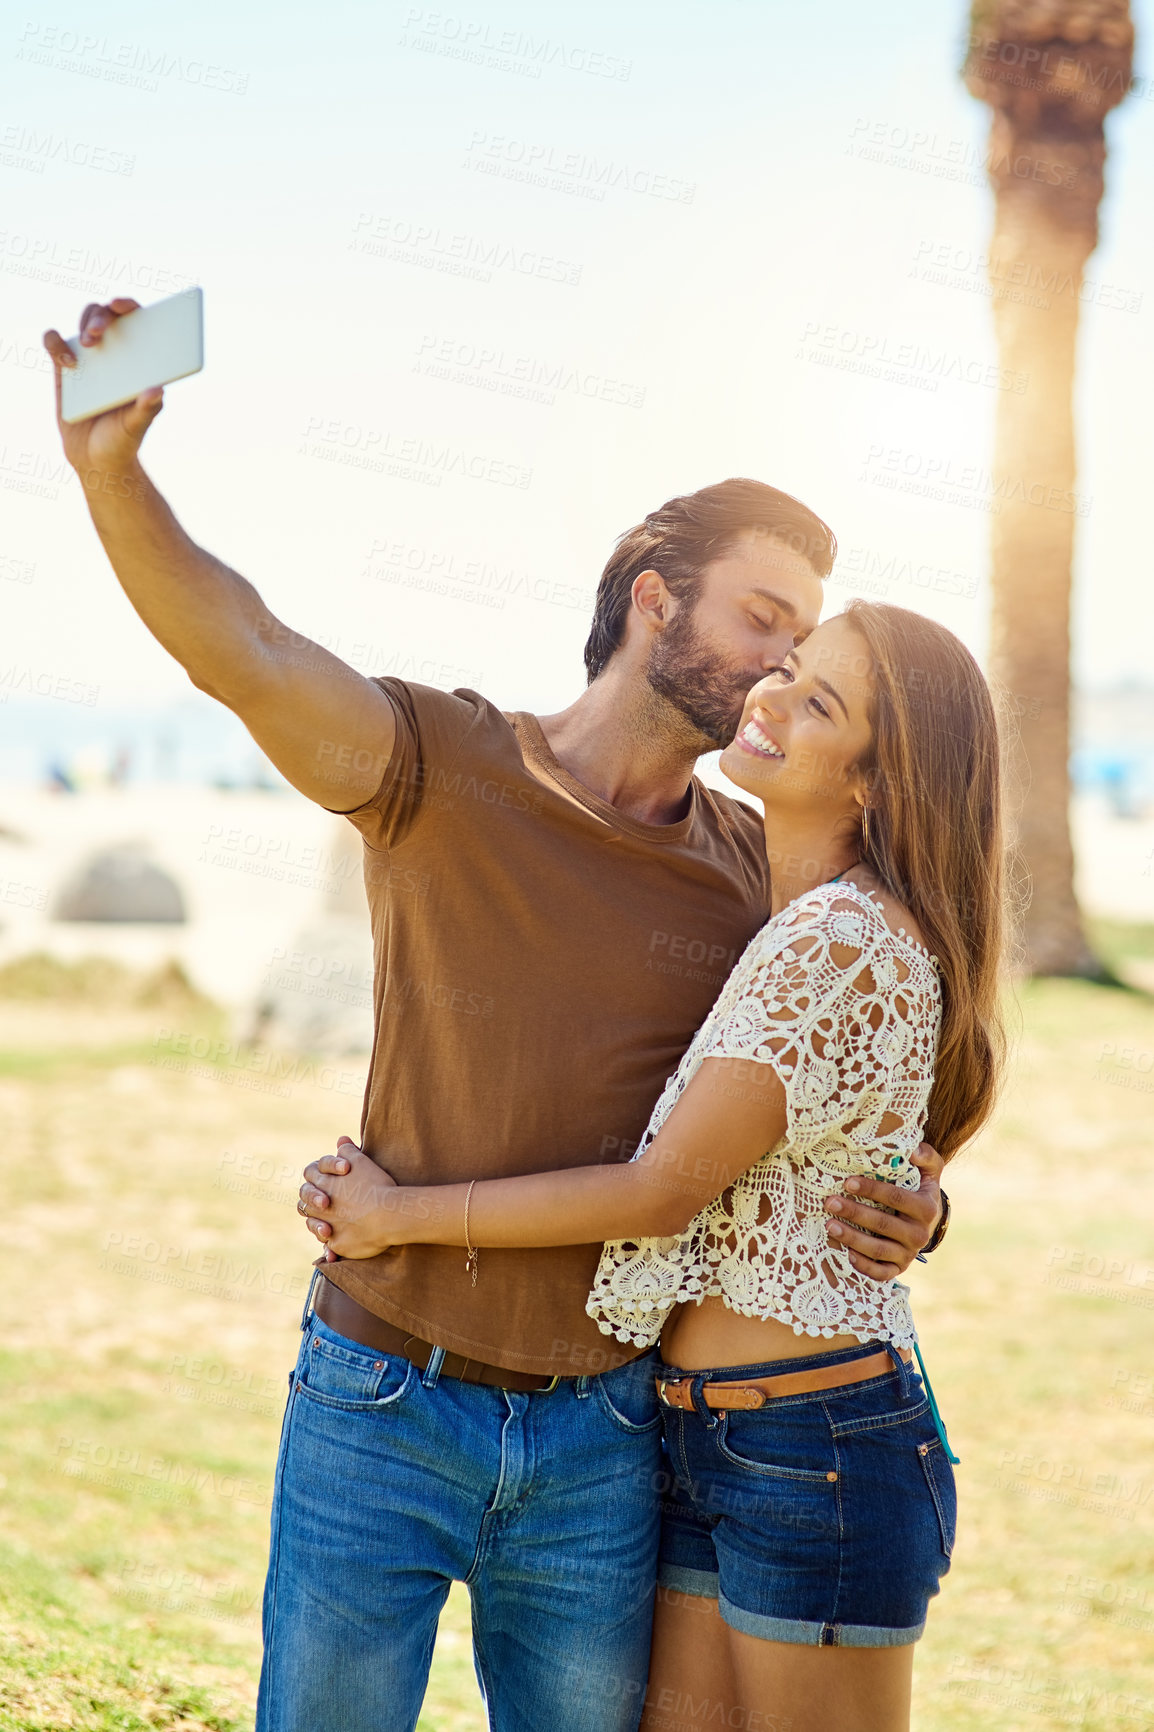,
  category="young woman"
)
[299,600,1005,1732]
